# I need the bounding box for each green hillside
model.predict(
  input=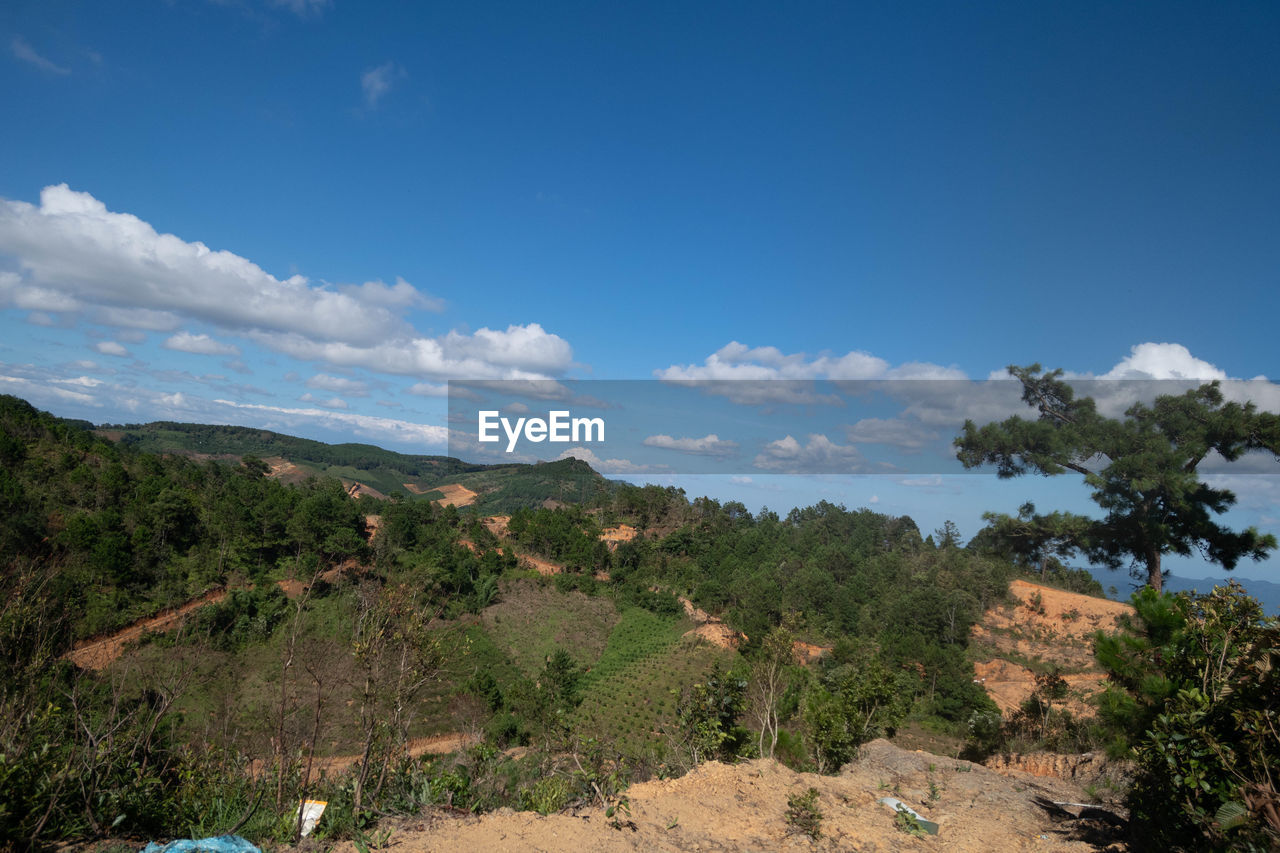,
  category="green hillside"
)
[100,419,617,512]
